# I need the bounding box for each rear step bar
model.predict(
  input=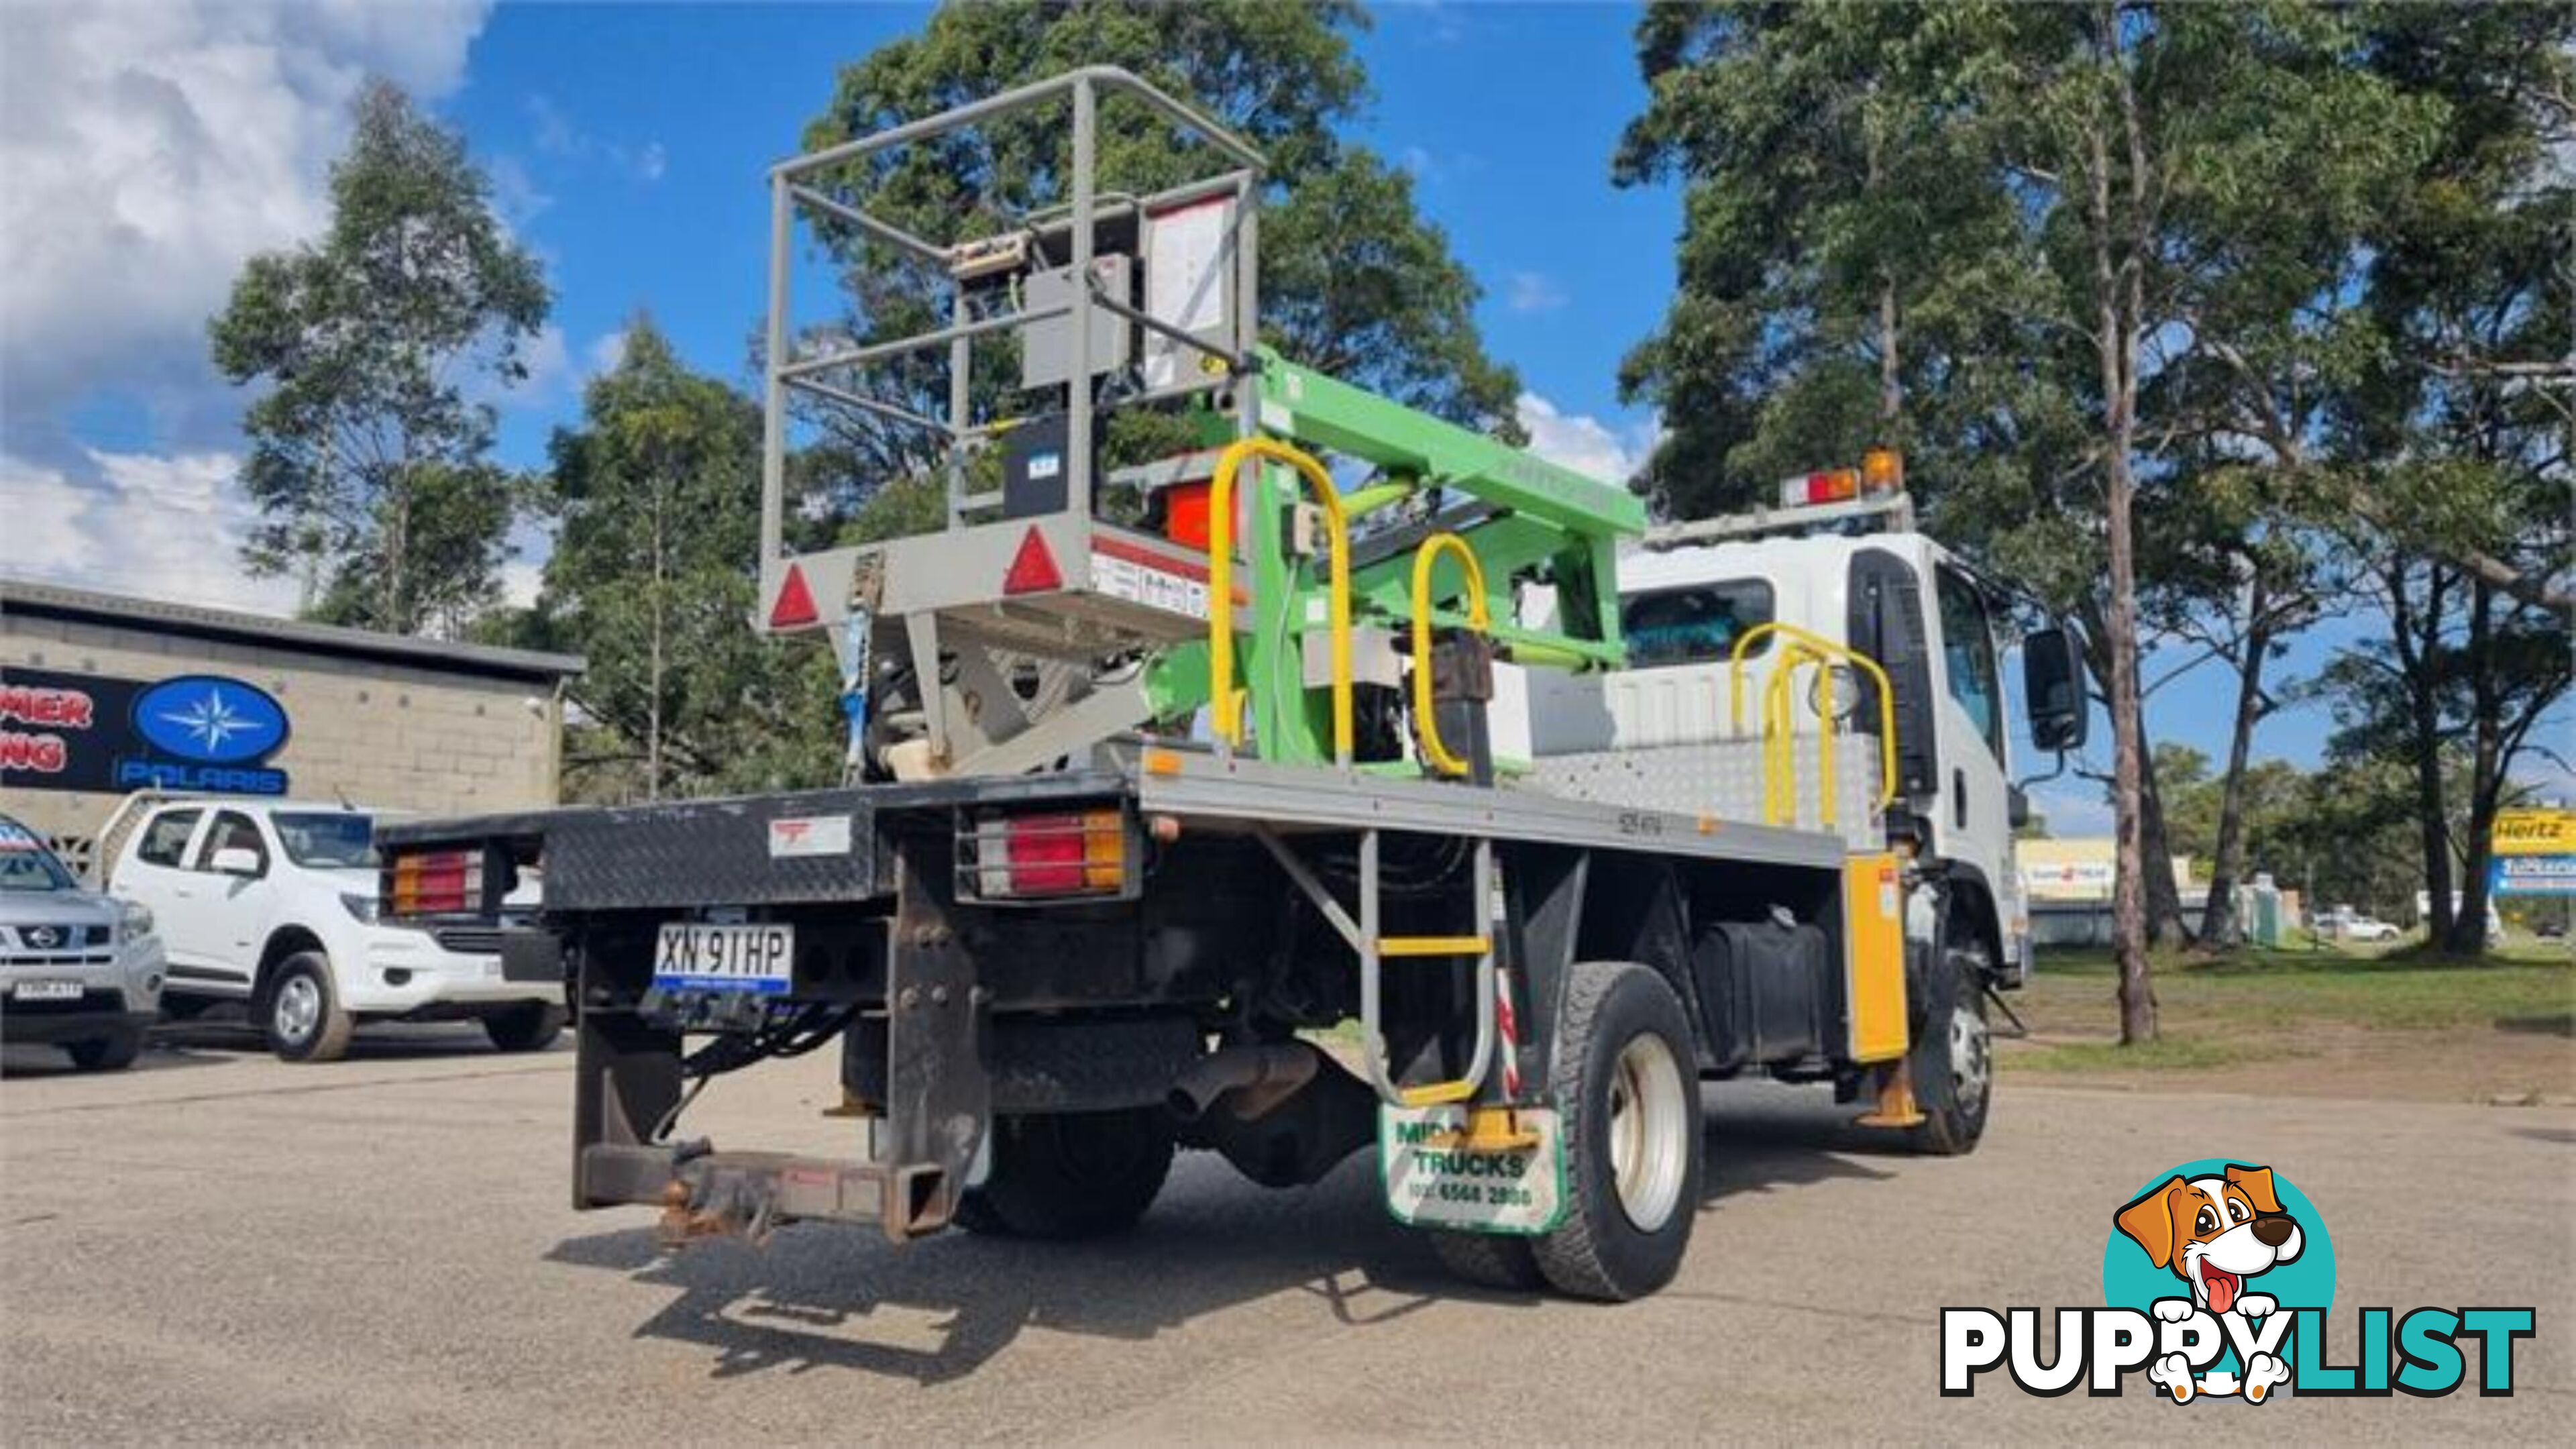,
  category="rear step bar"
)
[580,1143,951,1245]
